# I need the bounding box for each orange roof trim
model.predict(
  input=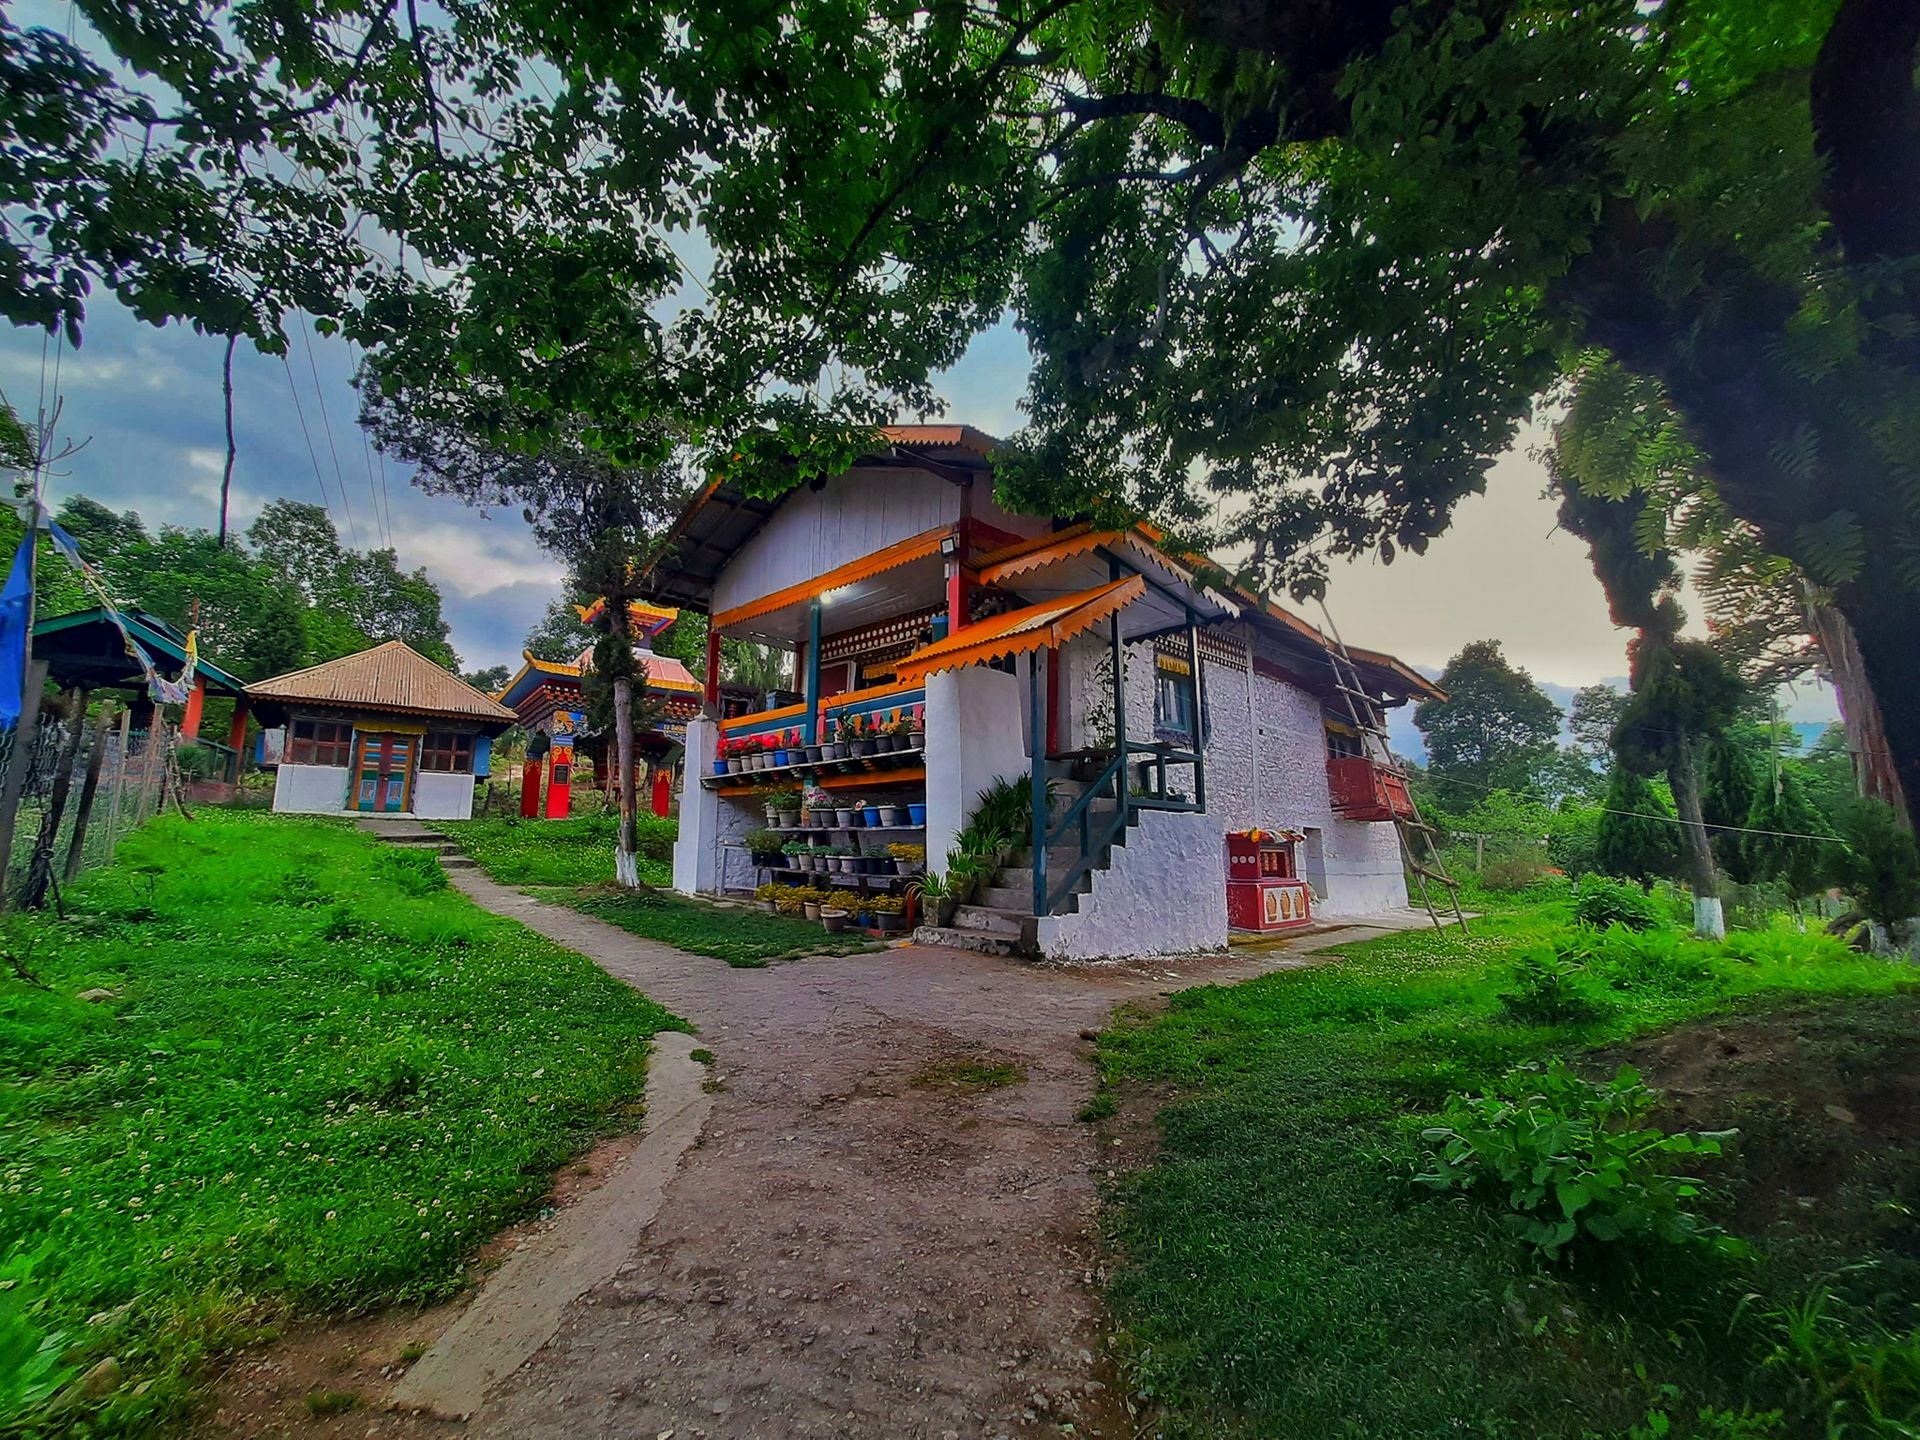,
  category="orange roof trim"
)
[712,525,952,631]
[893,575,1146,684]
